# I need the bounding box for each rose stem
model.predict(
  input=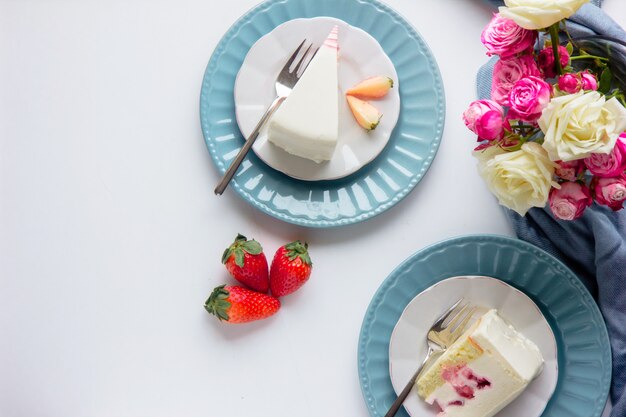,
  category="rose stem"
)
[549,22,563,76]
